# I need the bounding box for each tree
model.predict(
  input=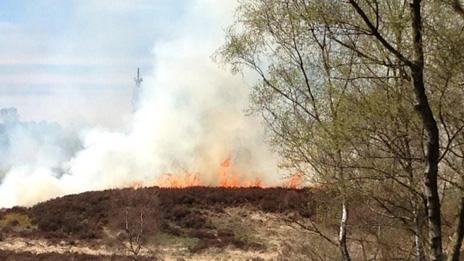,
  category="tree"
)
[219,0,464,260]
[116,190,160,260]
